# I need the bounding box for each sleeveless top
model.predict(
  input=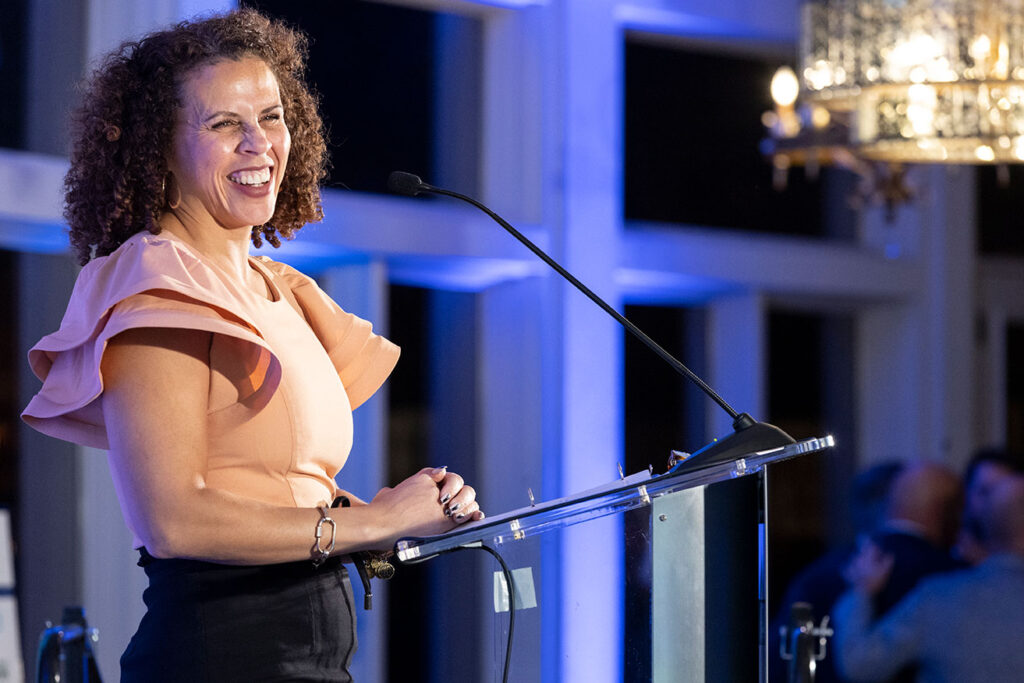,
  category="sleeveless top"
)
[22,231,399,545]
